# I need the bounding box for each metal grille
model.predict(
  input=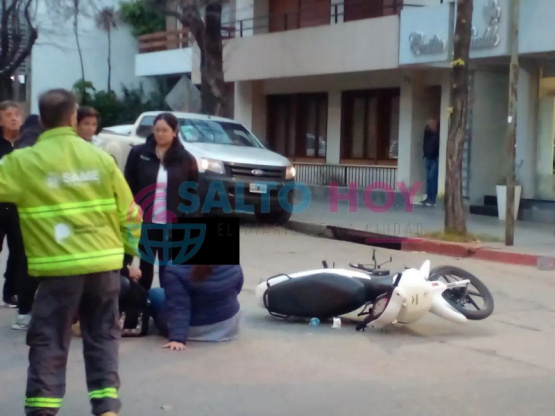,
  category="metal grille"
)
[294,162,397,189]
[225,163,286,180]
